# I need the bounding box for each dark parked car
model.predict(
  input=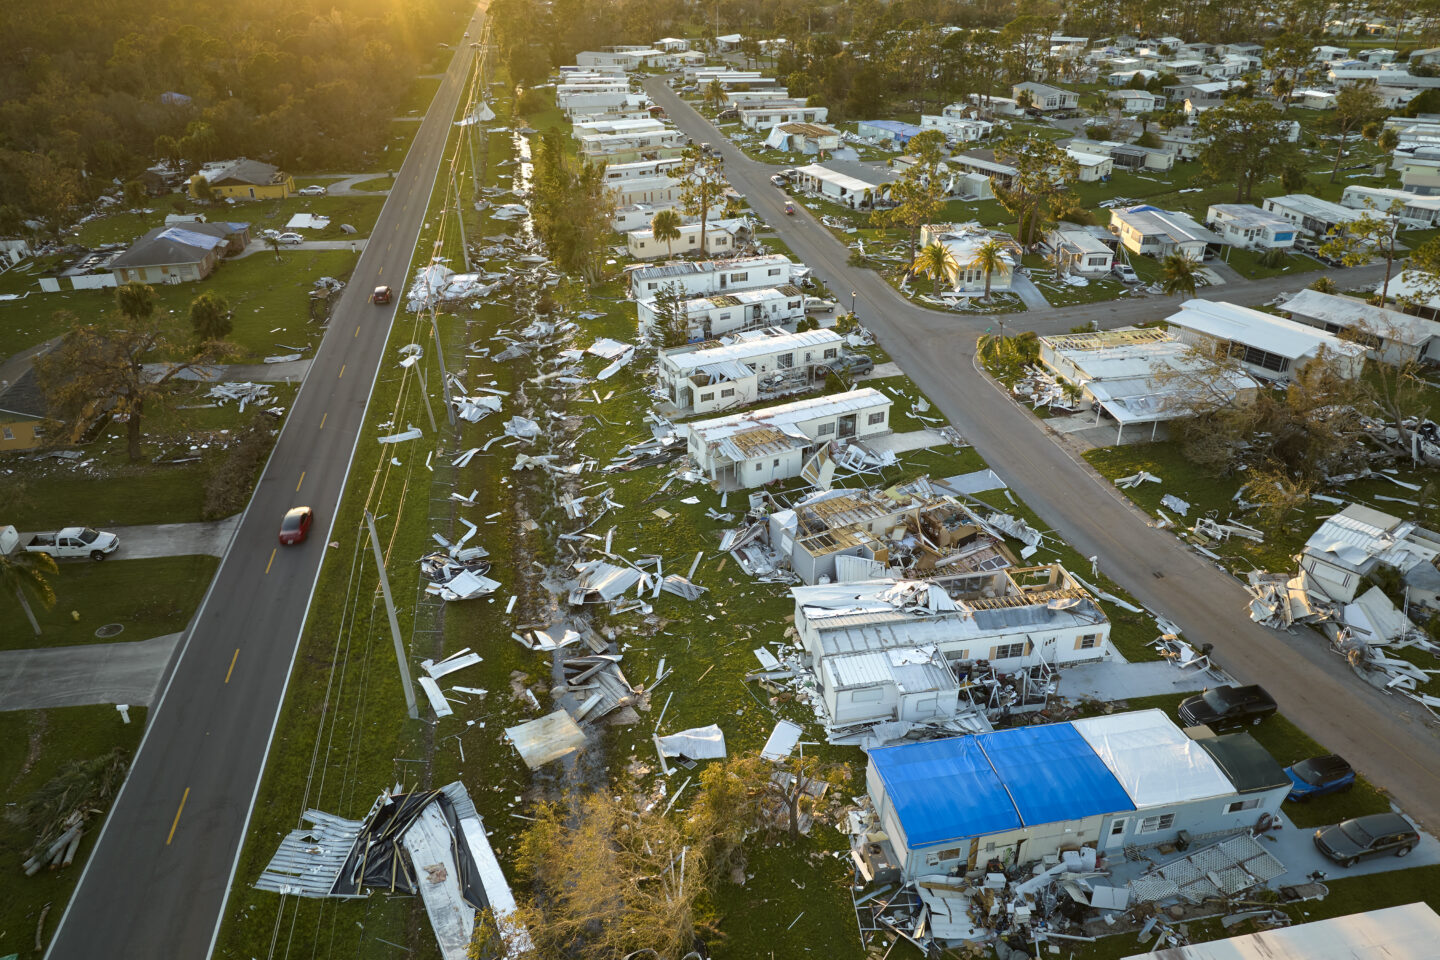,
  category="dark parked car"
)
[279,506,314,546]
[1284,755,1356,802]
[821,354,876,378]
[1177,684,1277,731]
[1314,812,1419,867]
